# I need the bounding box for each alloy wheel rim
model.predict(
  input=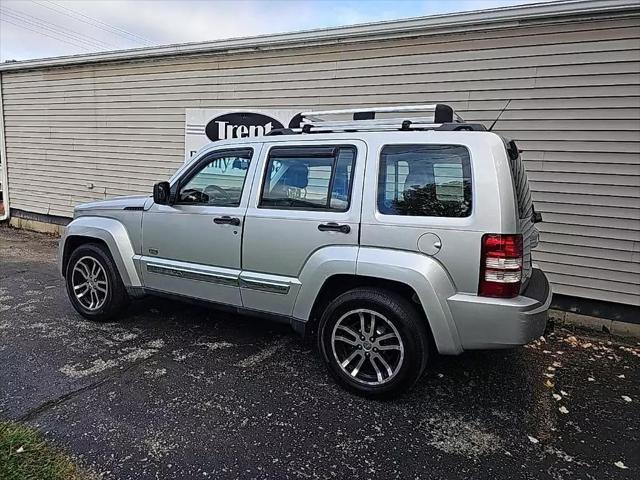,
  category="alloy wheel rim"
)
[71,256,108,311]
[331,308,405,386]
